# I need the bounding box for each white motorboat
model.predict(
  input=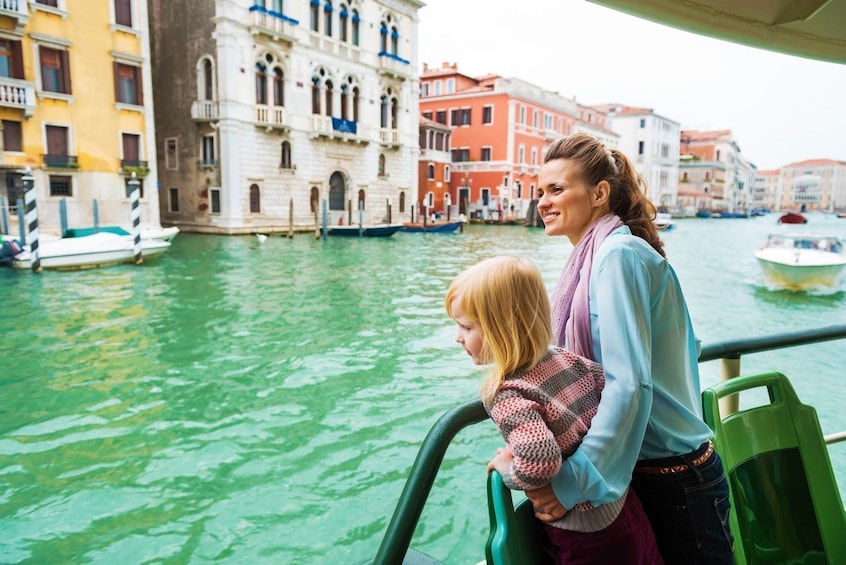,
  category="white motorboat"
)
[10,231,171,270]
[754,234,846,290]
